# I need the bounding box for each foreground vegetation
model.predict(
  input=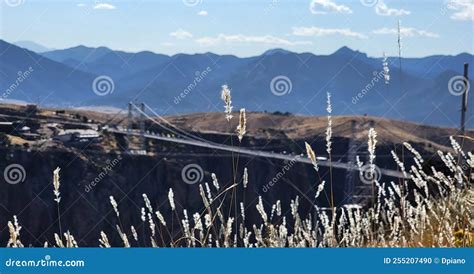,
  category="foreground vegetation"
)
[6,89,474,248]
